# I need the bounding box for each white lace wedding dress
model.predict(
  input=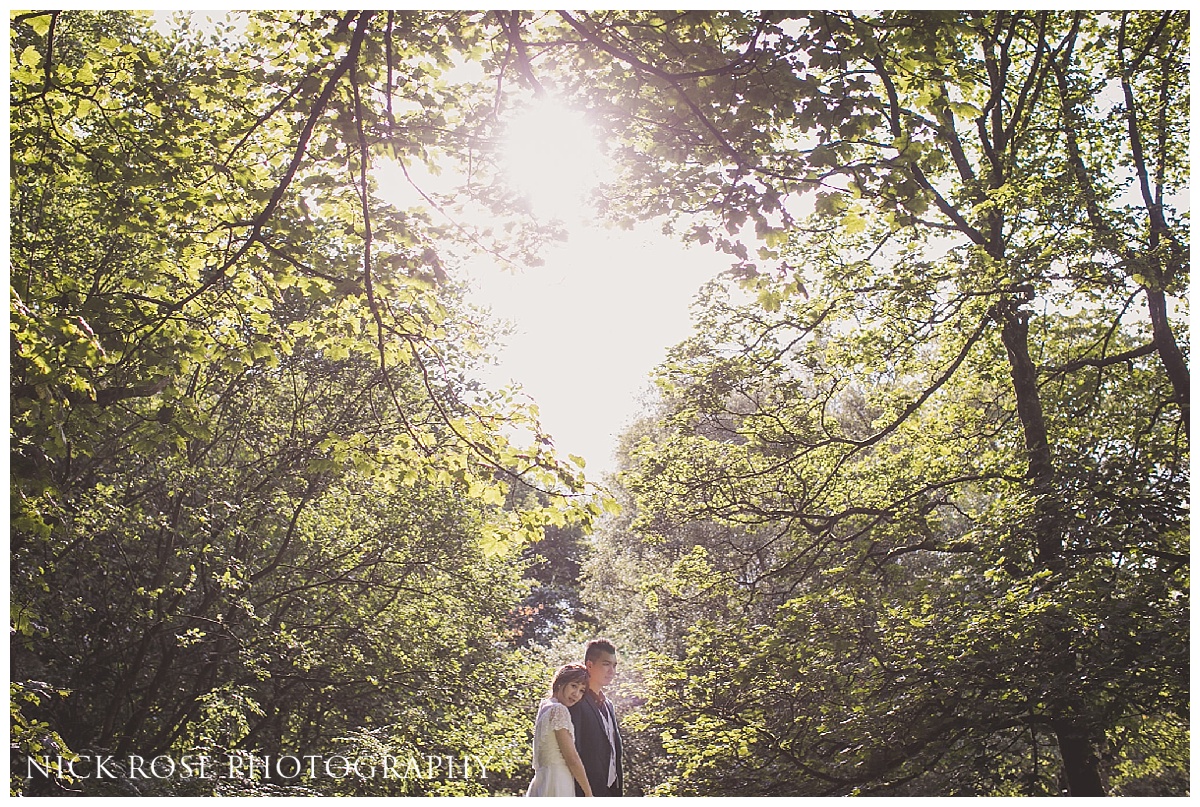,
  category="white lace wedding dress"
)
[526,698,576,797]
